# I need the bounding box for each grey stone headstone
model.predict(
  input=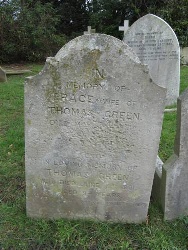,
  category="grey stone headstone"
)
[161,89,188,220]
[25,33,166,223]
[0,67,7,82]
[124,14,180,106]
